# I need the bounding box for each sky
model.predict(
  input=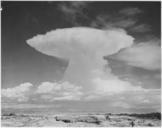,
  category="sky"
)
[1,1,161,113]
